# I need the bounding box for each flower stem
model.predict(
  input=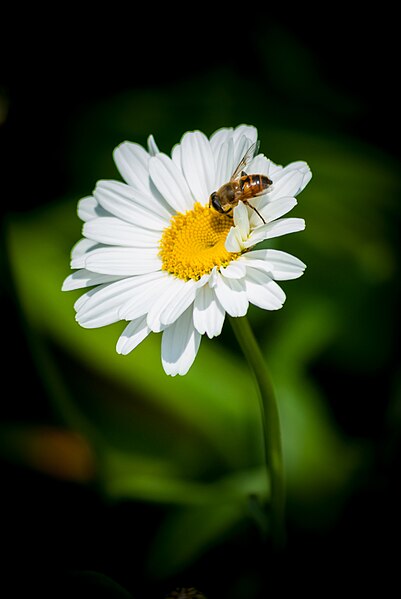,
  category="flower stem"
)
[229,315,285,549]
